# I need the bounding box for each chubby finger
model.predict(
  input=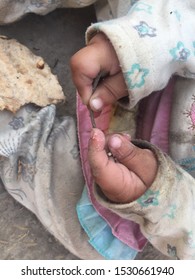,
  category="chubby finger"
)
[88,128,116,177]
[70,46,101,105]
[107,134,158,187]
[70,33,121,106]
[89,72,128,112]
